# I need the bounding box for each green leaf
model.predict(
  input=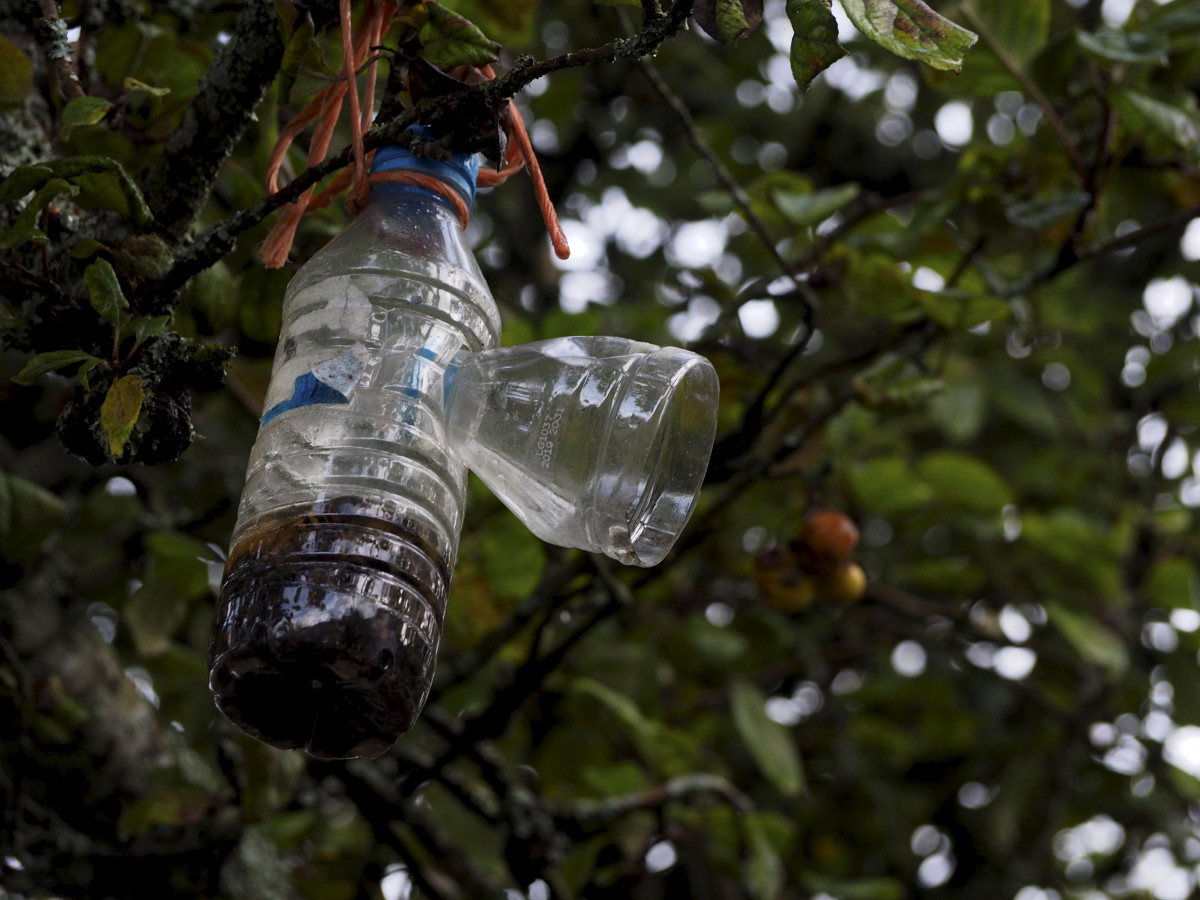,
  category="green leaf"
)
[277,13,316,103]
[0,177,78,250]
[120,314,171,346]
[12,350,104,386]
[773,182,860,227]
[0,225,48,251]
[803,874,904,900]
[1166,652,1200,725]
[846,456,933,514]
[76,358,105,391]
[967,0,1050,67]
[0,471,66,564]
[715,0,757,44]
[693,0,763,45]
[48,156,154,225]
[477,522,545,600]
[1112,89,1200,160]
[917,290,1010,330]
[1044,600,1129,679]
[0,299,21,332]
[1005,190,1092,228]
[420,2,501,67]
[122,77,170,98]
[573,677,652,736]
[125,530,210,656]
[684,613,750,665]
[0,33,33,109]
[85,259,128,324]
[70,237,110,260]
[729,676,804,797]
[744,812,785,900]
[60,95,114,139]
[1144,559,1200,611]
[100,374,145,458]
[1077,29,1169,65]
[788,0,847,90]
[118,786,214,836]
[840,0,978,72]
[274,0,301,37]
[0,164,54,204]
[916,450,1013,513]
